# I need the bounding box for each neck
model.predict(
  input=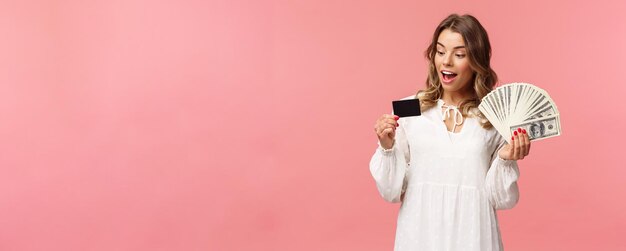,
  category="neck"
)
[441,90,471,106]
